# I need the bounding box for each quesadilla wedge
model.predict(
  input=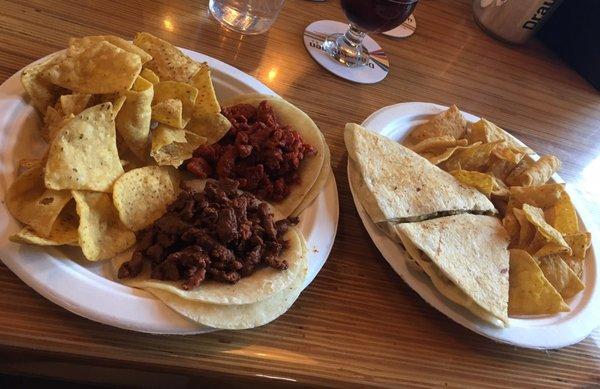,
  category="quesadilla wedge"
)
[393,214,510,327]
[345,123,496,224]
